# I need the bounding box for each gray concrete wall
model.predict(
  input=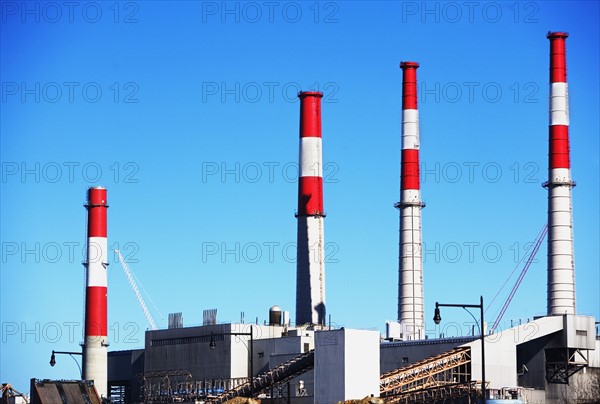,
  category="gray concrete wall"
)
[315,329,379,404]
[144,324,233,378]
[144,323,283,379]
